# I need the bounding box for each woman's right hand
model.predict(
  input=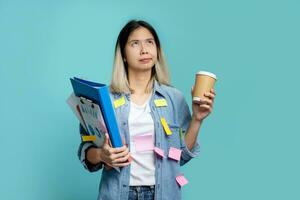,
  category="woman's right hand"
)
[98,133,131,167]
